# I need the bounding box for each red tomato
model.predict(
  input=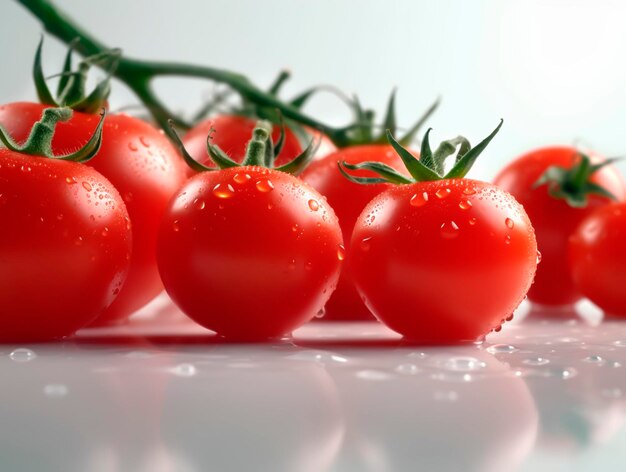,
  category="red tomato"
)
[494,146,626,306]
[570,202,626,316]
[301,145,409,320]
[0,148,131,341]
[349,179,537,343]
[157,166,343,340]
[0,102,187,324]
